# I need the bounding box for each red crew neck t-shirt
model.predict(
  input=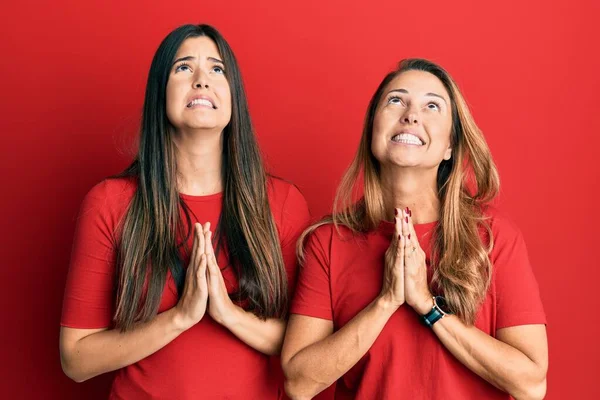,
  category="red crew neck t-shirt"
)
[291,208,546,400]
[62,176,310,399]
